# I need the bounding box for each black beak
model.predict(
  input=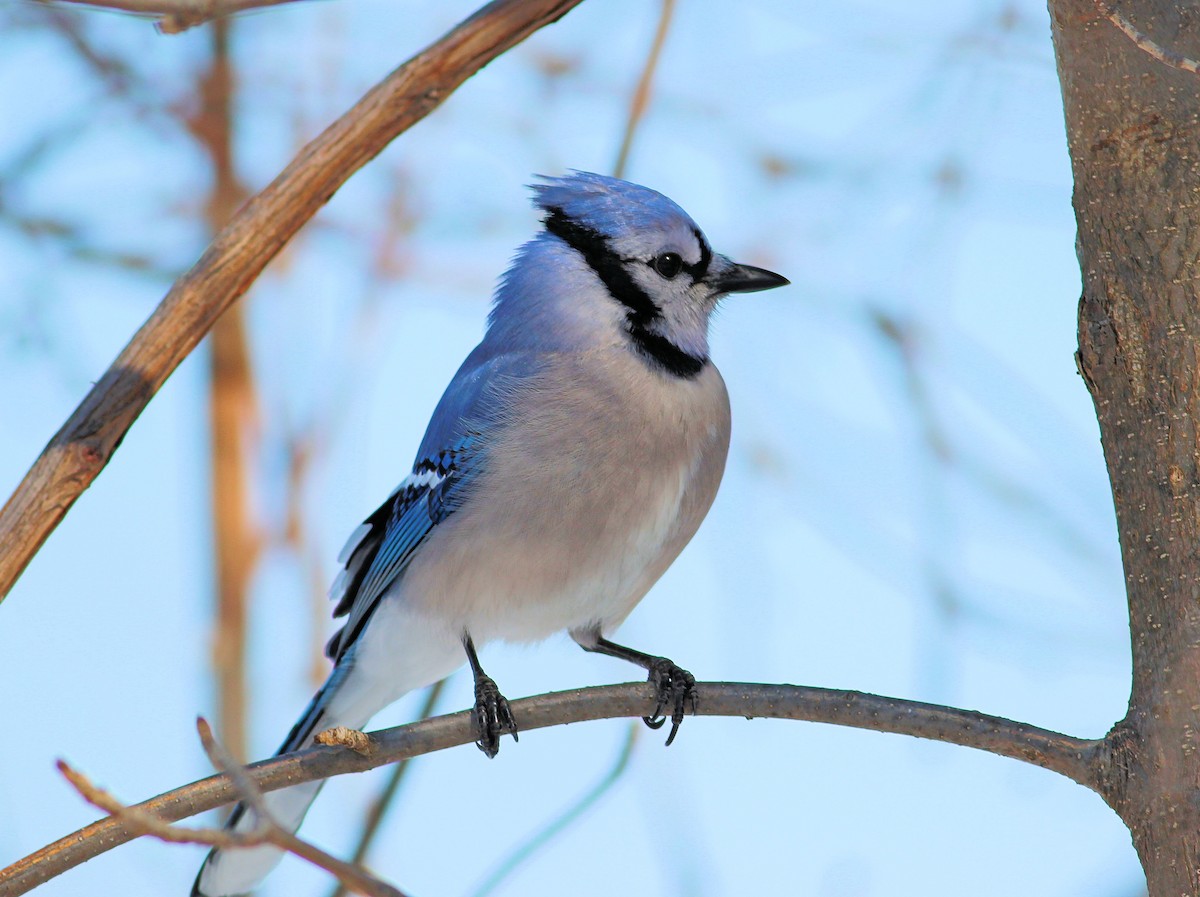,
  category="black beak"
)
[711,261,790,294]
